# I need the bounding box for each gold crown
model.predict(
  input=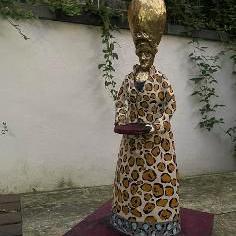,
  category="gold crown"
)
[128,0,166,54]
